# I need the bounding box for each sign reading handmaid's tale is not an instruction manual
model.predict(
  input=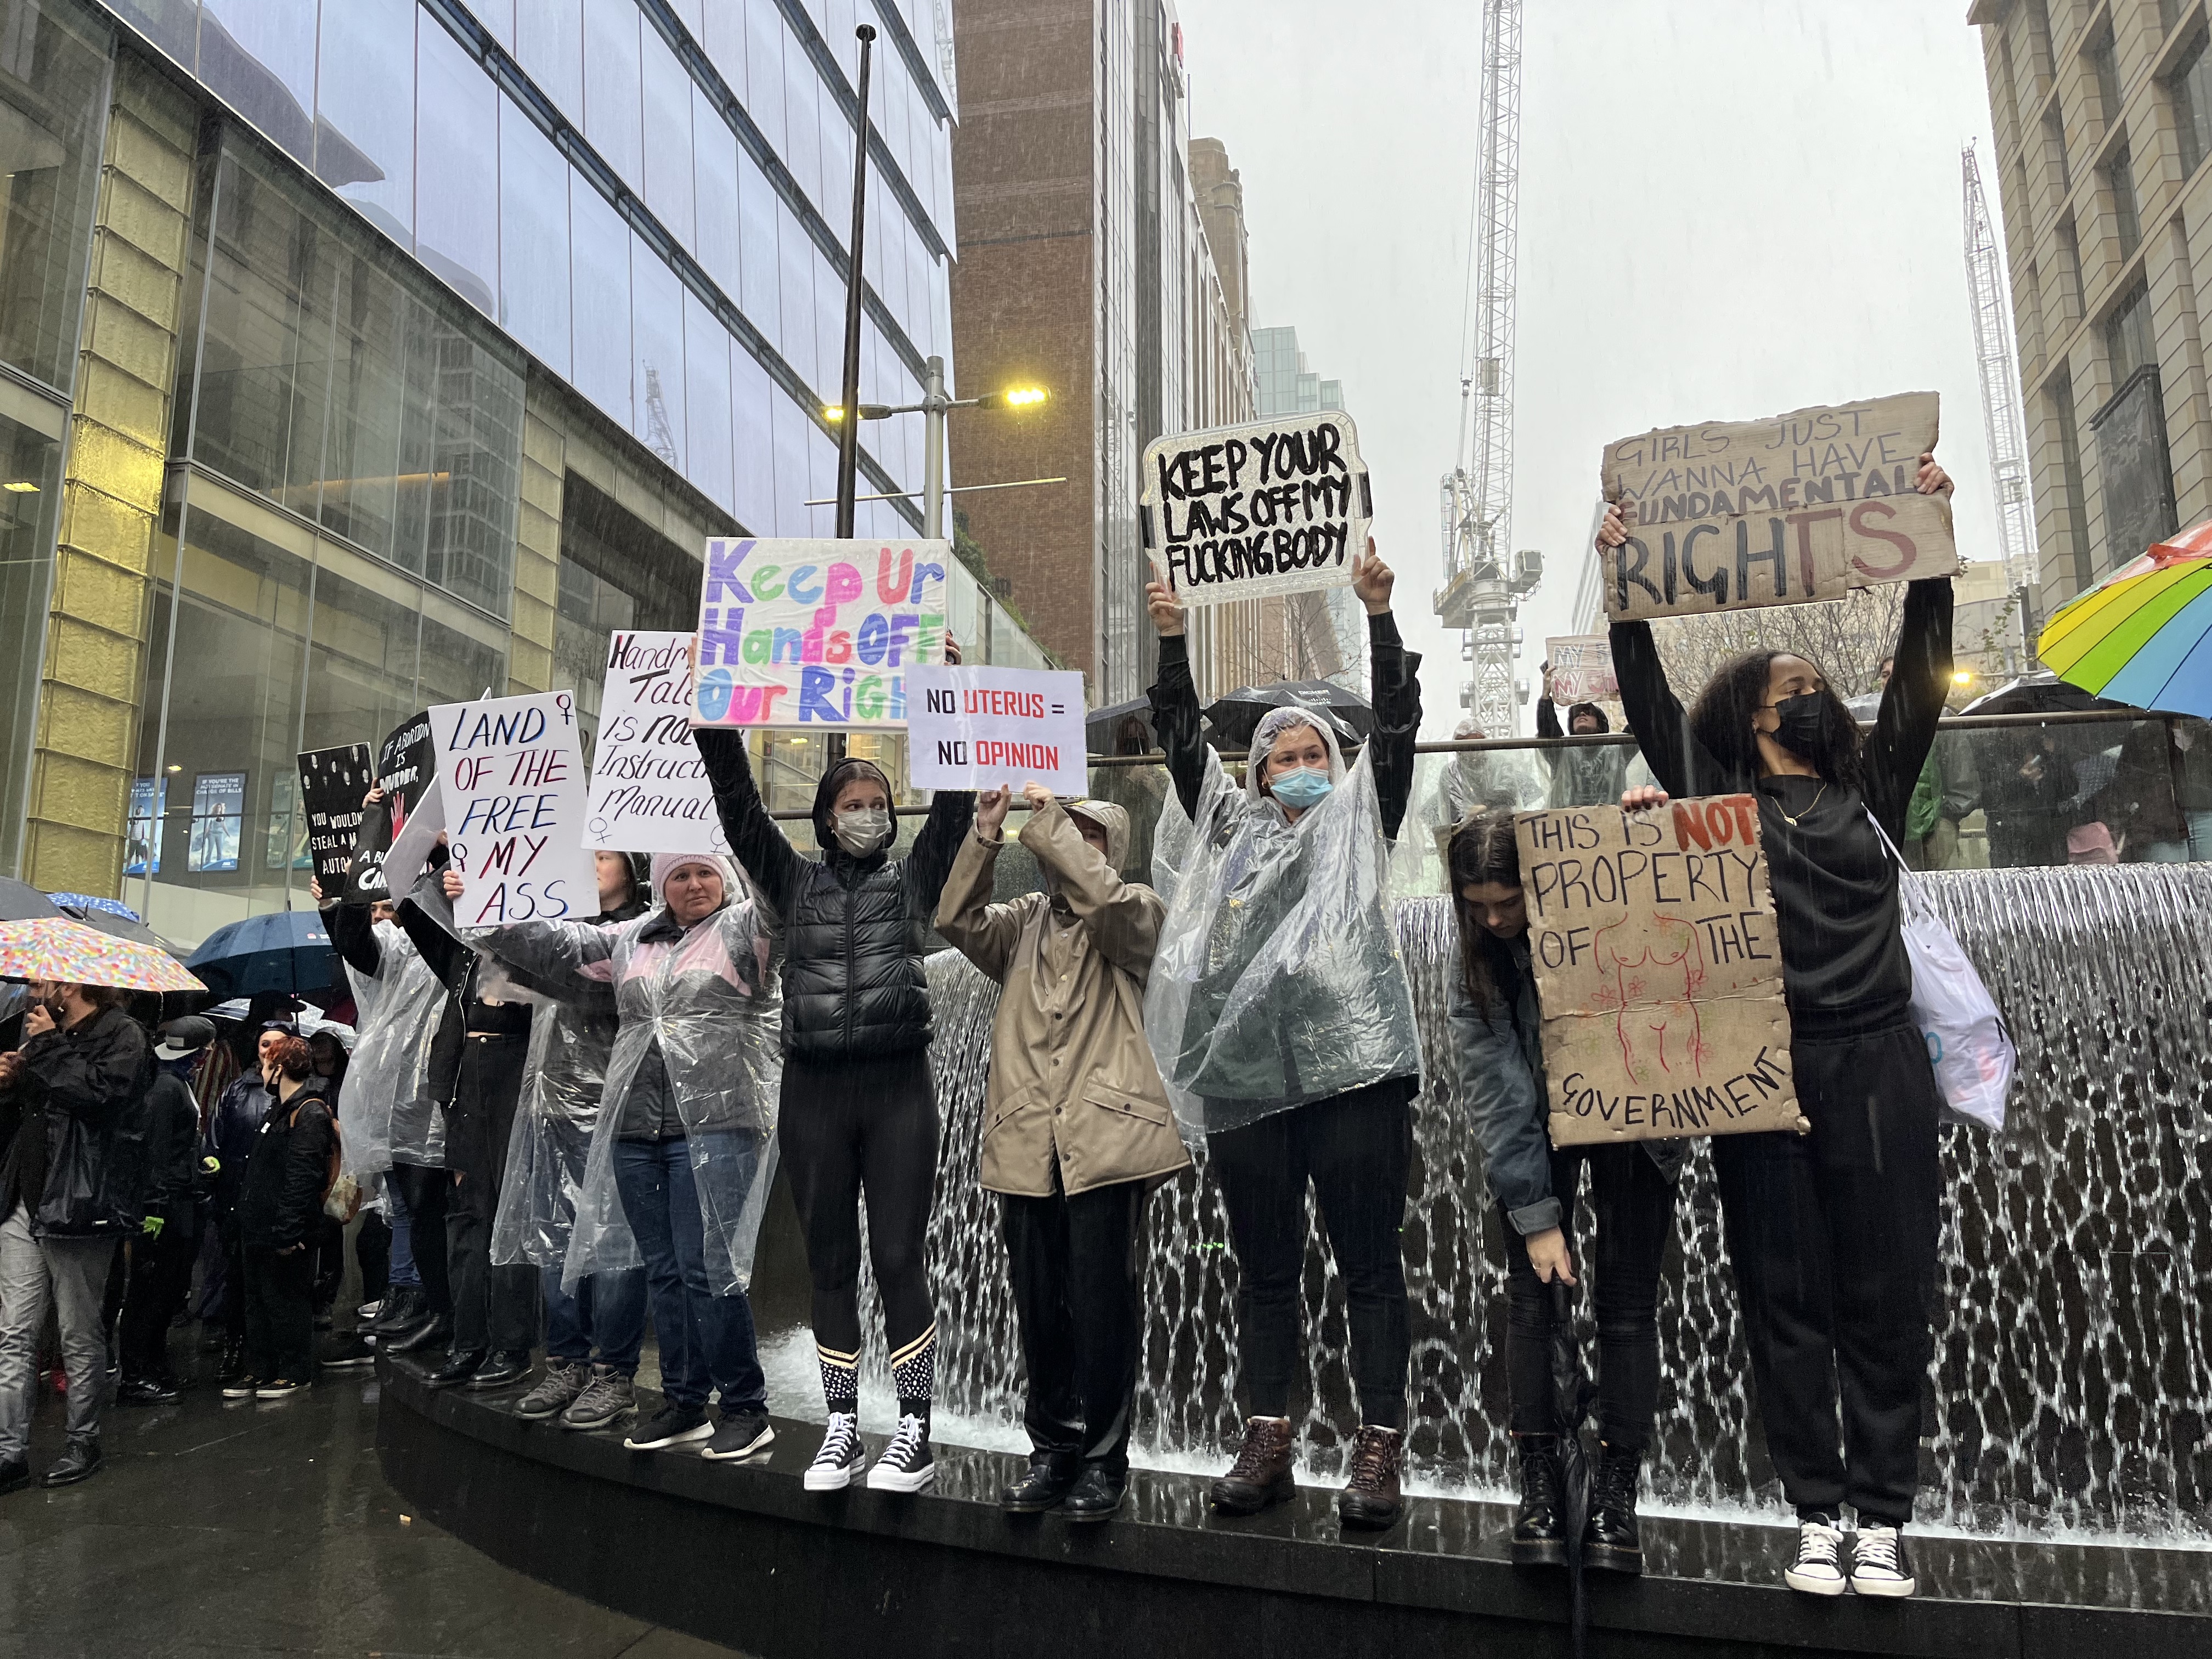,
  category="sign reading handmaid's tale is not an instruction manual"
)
[906,665,1088,797]
[584,630,729,857]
